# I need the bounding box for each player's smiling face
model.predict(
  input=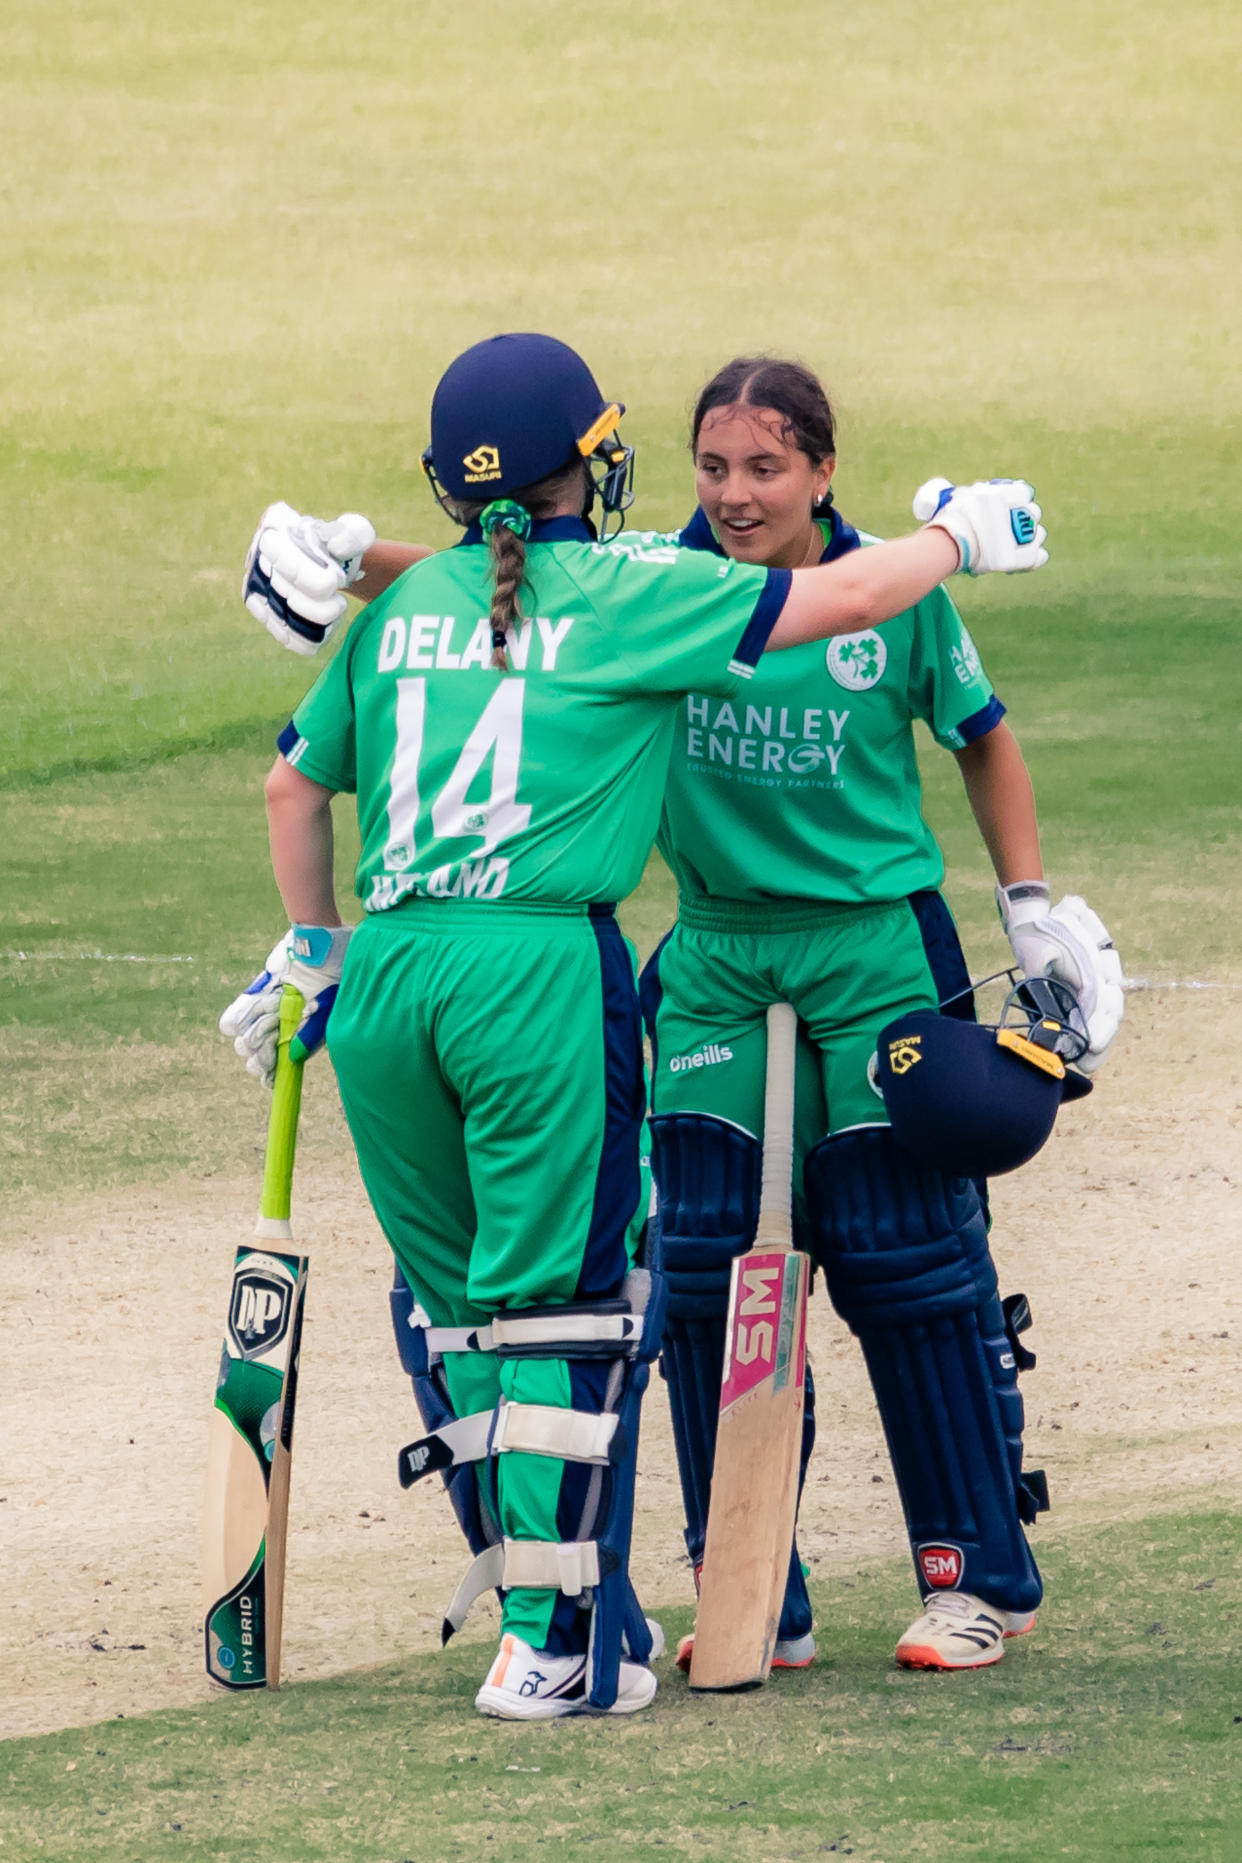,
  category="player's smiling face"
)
[694,406,834,571]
